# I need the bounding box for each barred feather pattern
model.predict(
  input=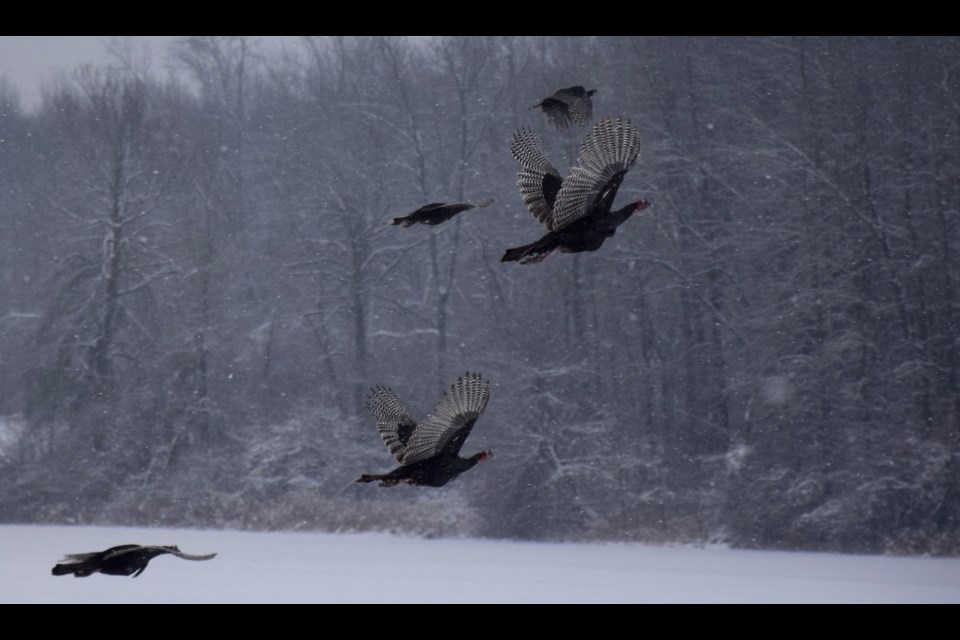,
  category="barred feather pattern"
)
[400,372,490,465]
[366,386,418,463]
[550,117,642,231]
[555,87,594,127]
[532,86,595,131]
[511,128,563,227]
